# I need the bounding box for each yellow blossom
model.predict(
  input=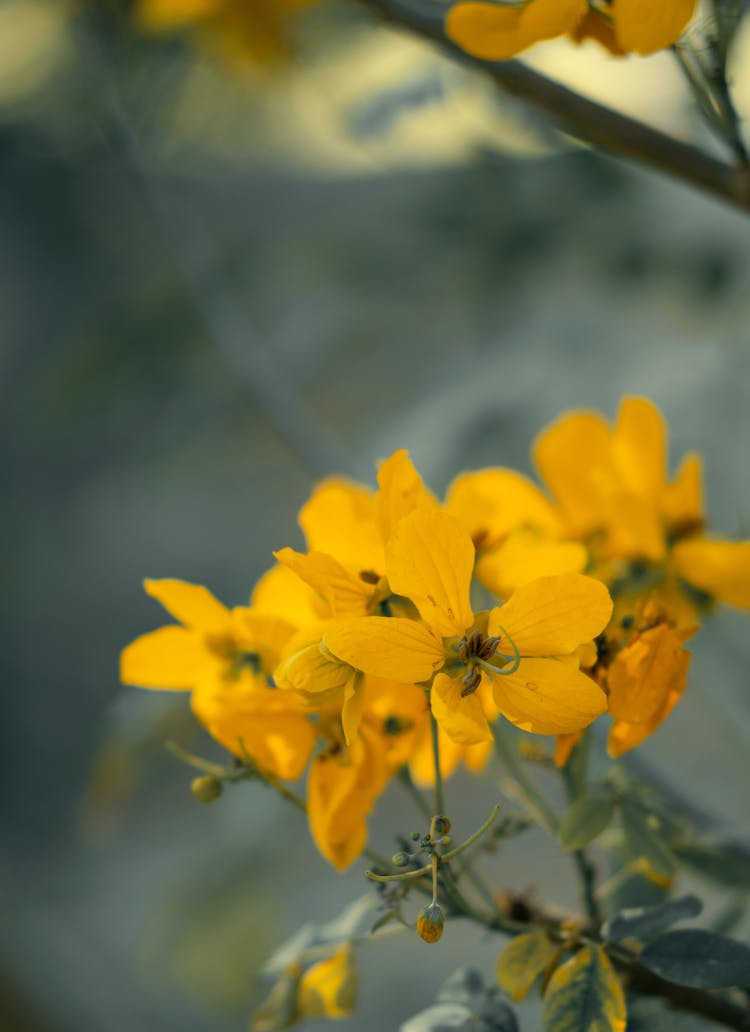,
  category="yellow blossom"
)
[296,944,357,1019]
[120,578,315,779]
[320,507,611,745]
[445,0,696,61]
